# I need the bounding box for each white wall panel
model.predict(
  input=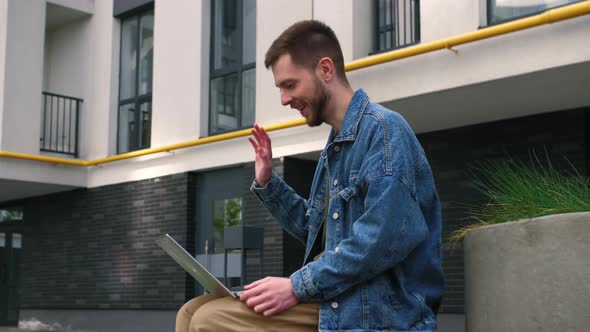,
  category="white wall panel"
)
[254,0,312,127]
[151,0,207,147]
[0,0,45,153]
